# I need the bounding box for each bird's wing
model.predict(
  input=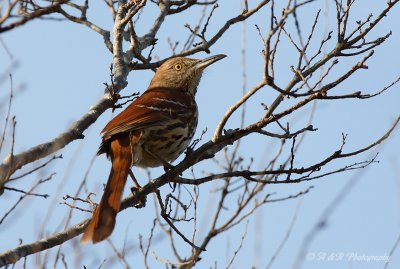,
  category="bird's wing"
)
[101,87,195,140]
